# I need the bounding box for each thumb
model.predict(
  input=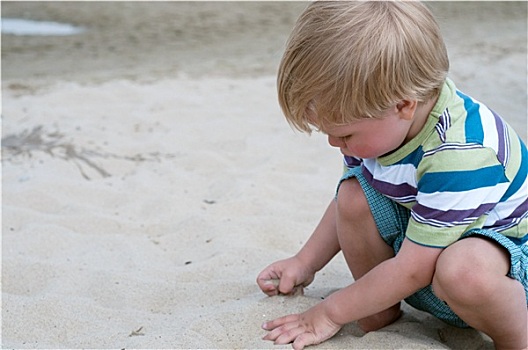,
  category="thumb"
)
[277,276,297,295]
[260,278,280,294]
